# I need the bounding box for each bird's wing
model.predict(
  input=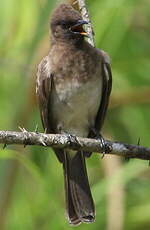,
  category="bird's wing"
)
[36,56,64,162]
[36,56,53,133]
[94,50,112,133]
